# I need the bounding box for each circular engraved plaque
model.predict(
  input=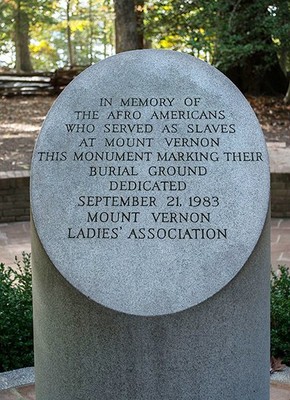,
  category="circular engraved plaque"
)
[31,50,270,316]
